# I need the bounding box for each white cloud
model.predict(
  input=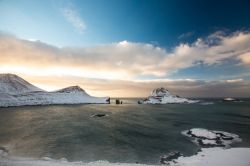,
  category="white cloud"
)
[0,31,250,80]
[1,30,250,97]
[61,6,86,33]
[226,79,243,83]
[118,40,129,46]
[178,31,195,39]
